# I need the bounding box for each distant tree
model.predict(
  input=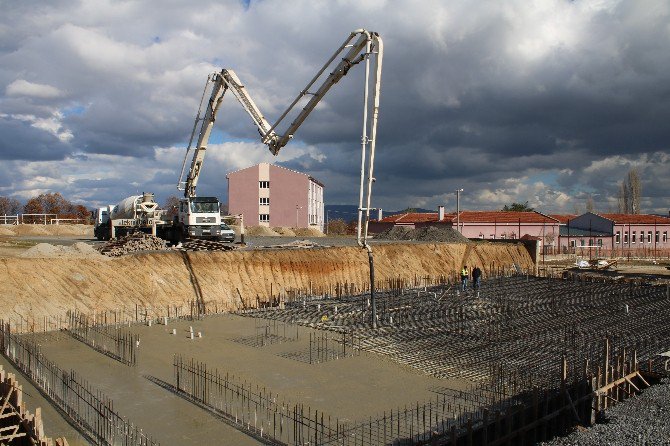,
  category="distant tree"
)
[586,195,595,213]
[627,169,641,214]
[344,220,359,235]
[163,195,180,219]
[23,197,44,214]
[617,168,642,214]
[72,204,92,222]
[502,202,534,212]
[617,181,628,214]
[326,218,349,235]
[220,202,229,215]
[399,207,419,213]
[0,196,22,215]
